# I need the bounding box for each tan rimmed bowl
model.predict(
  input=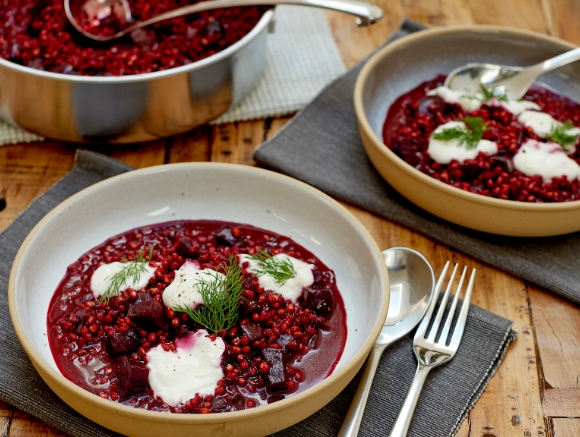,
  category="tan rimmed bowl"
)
[8,163,389,437]
[354,25,580,237]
